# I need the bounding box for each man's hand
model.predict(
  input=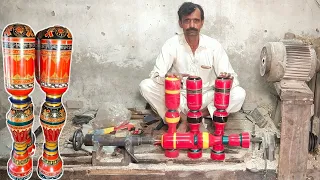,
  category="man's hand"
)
[166,72,190,80]
[219,72,233,80]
